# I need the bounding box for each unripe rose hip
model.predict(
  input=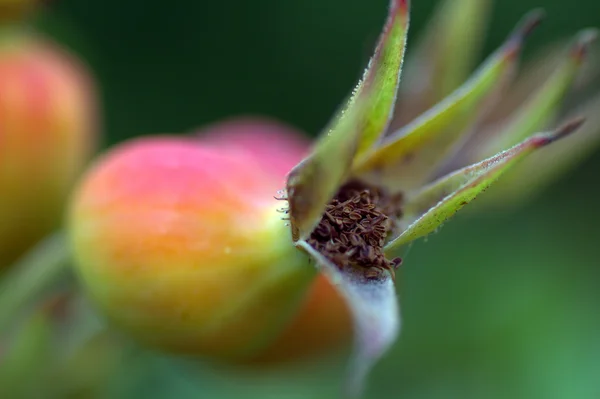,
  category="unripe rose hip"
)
[68,120,351,361]
[0,31,96,267]
[69,1,598,393]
